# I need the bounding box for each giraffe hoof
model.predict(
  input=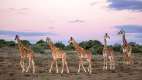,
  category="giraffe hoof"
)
[89,72,92,74]
[61,71,63,74]
[22,70,25,73]
[67,71,70,74]
[49,71,52,73]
